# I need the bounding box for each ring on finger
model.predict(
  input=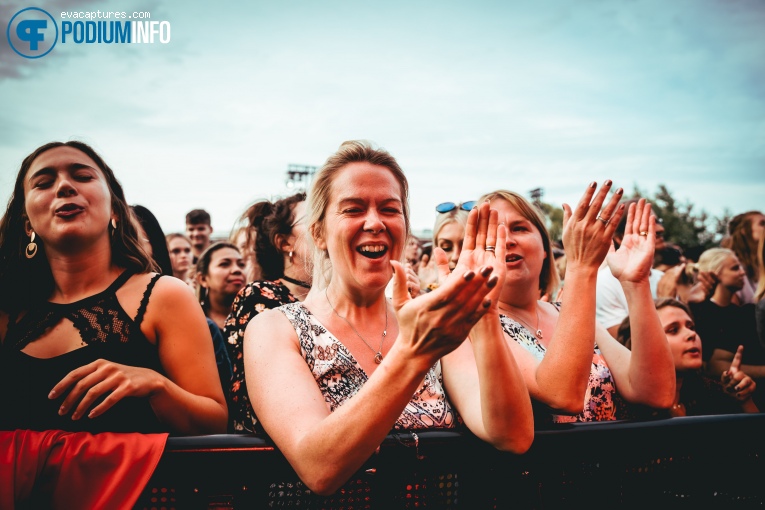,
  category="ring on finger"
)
[639,231,648,236]
[596,214,609,225]
[485,245,496,252]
